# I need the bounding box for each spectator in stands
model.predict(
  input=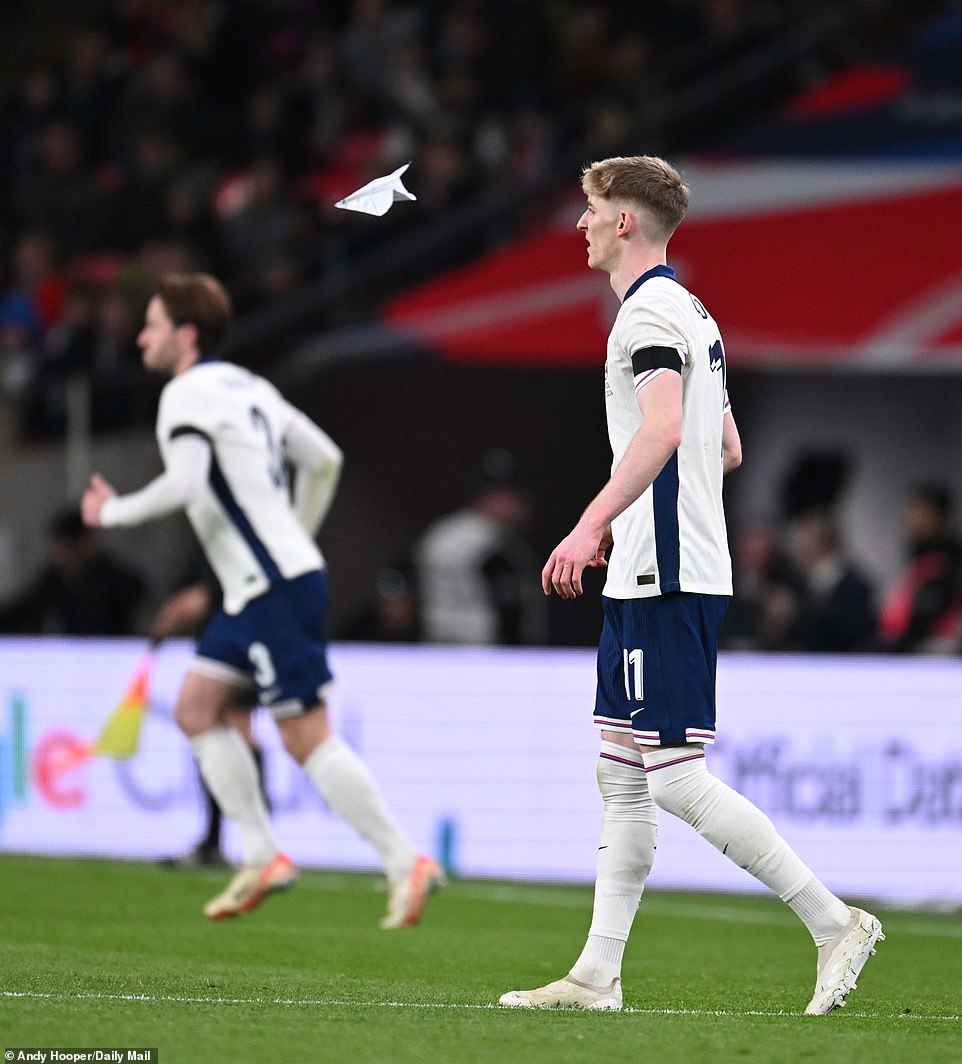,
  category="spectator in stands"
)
[784,510,877,653]
[0,0,903,446]
[17,280,98,437]
[878,484,962,653]
[12,119,106,259]
[722,519,800,650]
[341,565,422,643]
[215,156,305,311]
[0,291,44,413]
[0,505,146,635]
[414,449,546,646]
[8,230,65,332]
